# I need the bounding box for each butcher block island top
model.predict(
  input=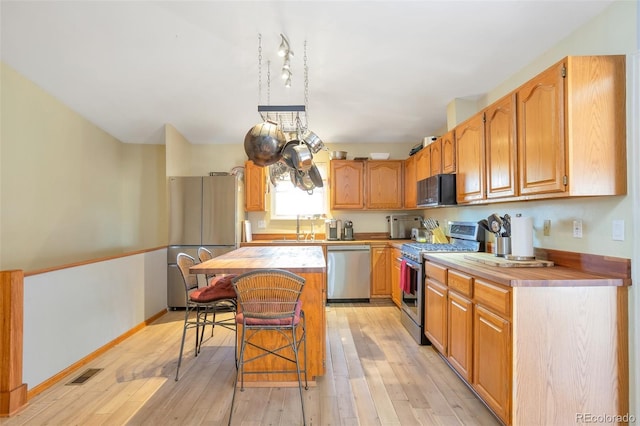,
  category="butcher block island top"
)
[190,246,327,385]
[191,245,326,275]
